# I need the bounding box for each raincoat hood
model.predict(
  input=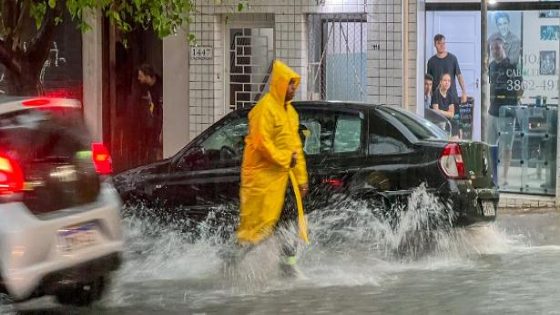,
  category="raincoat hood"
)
[269,60,301,104]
